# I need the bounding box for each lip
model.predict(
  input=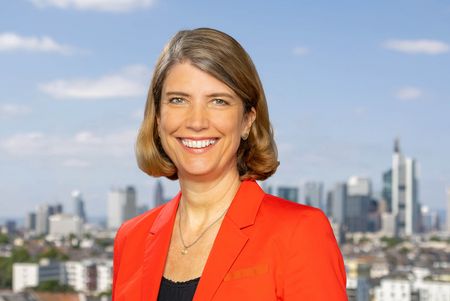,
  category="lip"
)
[177,137,219,154]
[177,136,219,140]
